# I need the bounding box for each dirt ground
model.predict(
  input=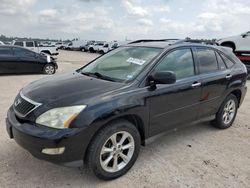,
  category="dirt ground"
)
[0,50,249,188]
